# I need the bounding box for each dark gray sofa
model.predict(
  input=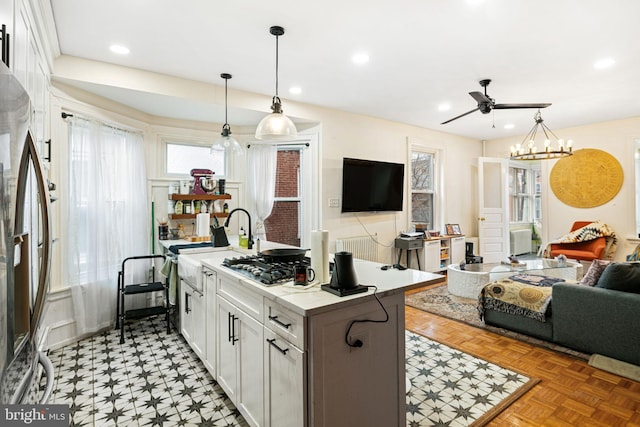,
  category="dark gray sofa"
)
[553,283,640,366]
[482,263,640,366]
